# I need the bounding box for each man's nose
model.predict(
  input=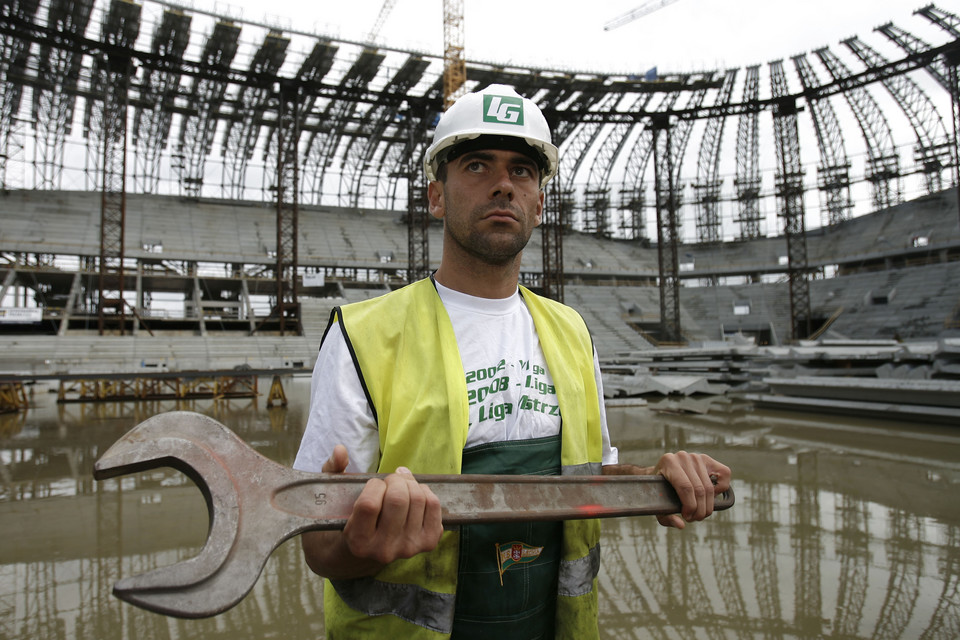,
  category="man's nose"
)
[489,165,514,200]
